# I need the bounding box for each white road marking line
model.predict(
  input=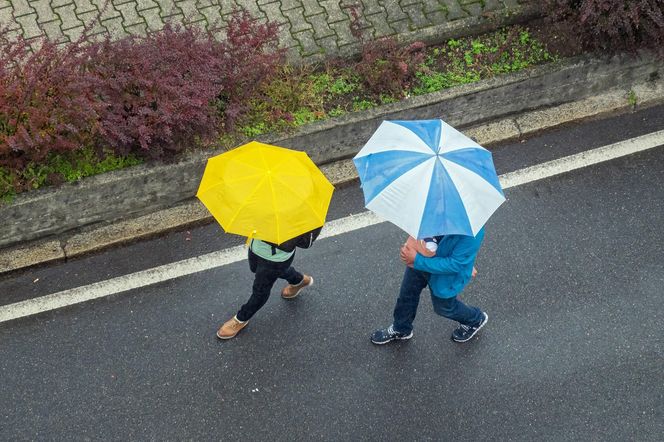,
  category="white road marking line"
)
[0,246,245,323]
[1,130,663,323]
[498,130,664,189]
